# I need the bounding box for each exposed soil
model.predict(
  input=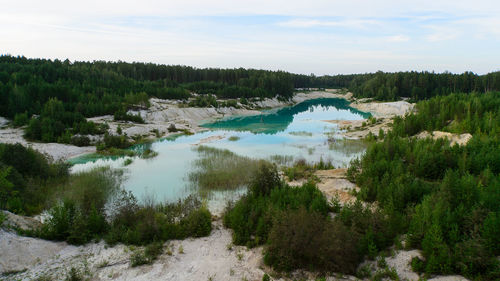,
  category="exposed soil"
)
[416,131,472,146]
